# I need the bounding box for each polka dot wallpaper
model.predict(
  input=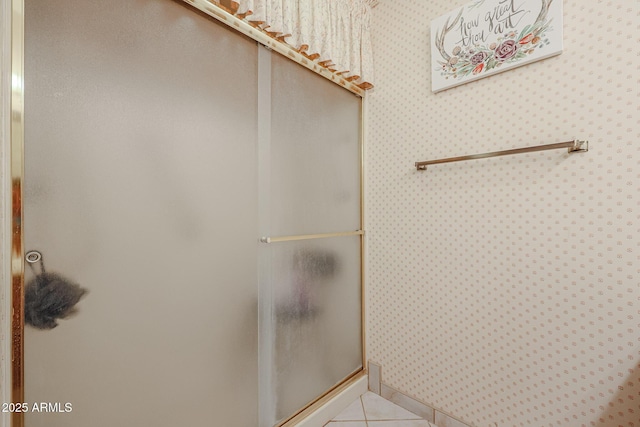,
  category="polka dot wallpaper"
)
[364,1,639,427]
